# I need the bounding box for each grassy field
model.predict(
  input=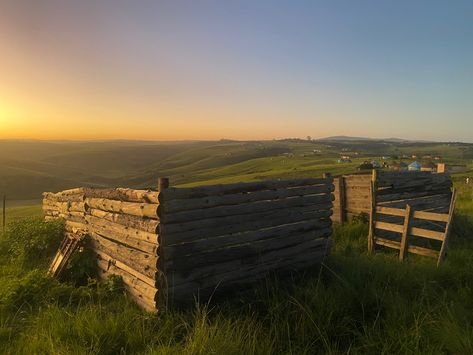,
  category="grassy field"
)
[1,139,473,354]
